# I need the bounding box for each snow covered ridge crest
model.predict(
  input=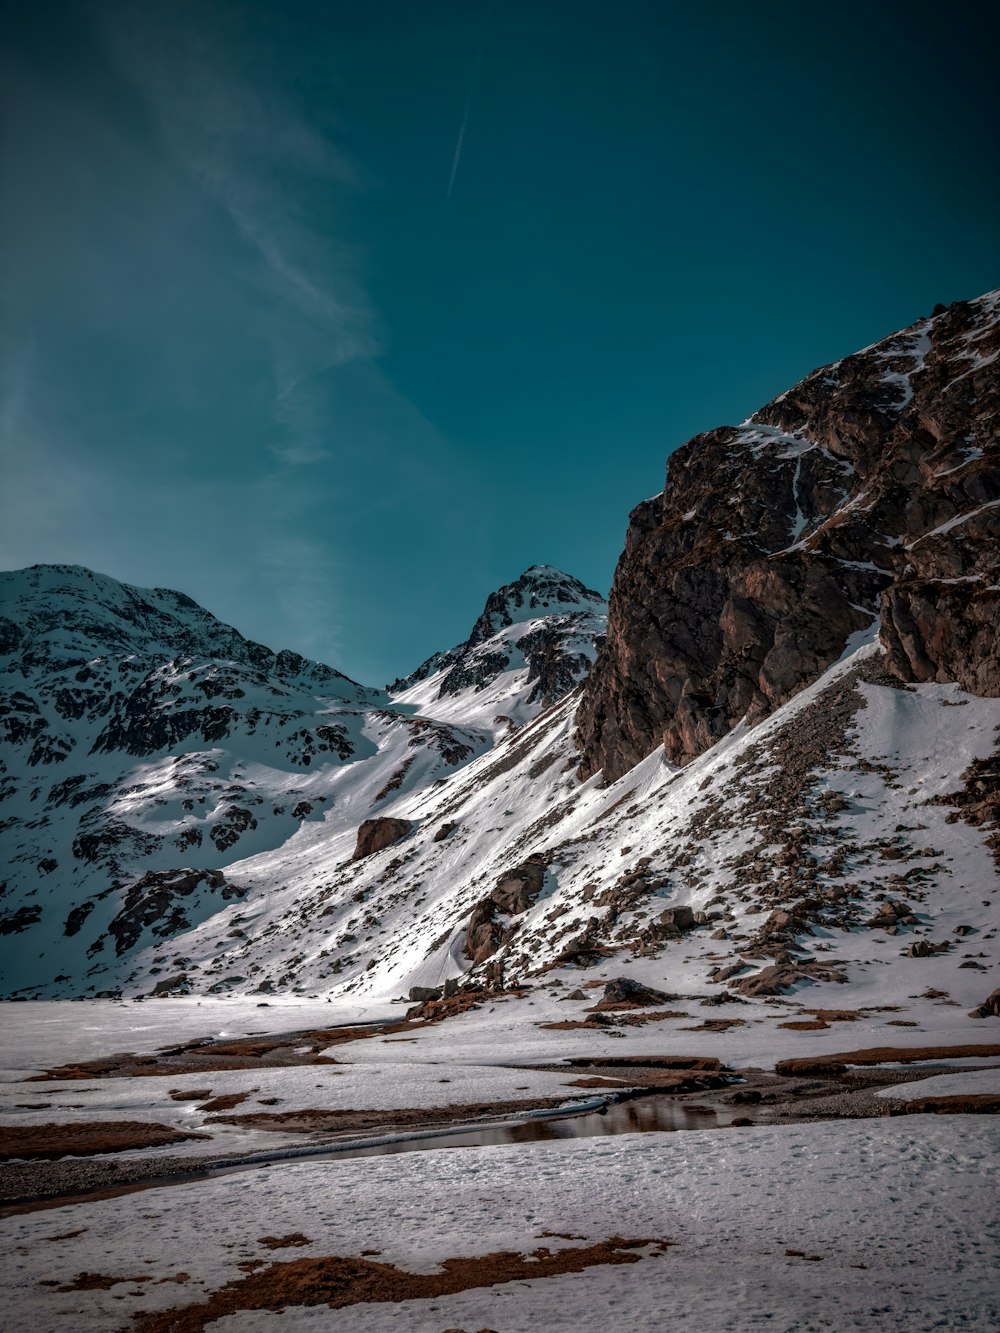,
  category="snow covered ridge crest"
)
[577,288,1000,780]
[0,562,605,997]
